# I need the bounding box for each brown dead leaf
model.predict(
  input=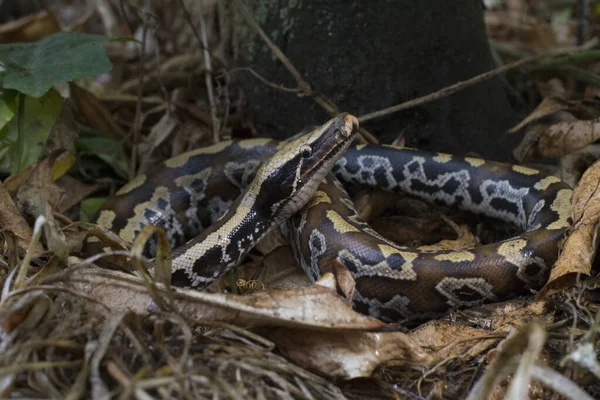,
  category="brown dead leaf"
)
[0,183,37,251]
[268,328,432,380]
[508,97,573,134]
[539,161,598,296]
[418,223,478,251]
[254,228,288,256]
[65,268,386,330]
[137,111,179,174]
[42,102,78,180]
[56,175,102,213]
[409,320,499,362]
[371,216,455,246]
[321,258,356,301]
[13,151,65,223]
[467,322,548,400]
[537,118,600,158]
[252,245,309,289]
[513,124,550,162]
[10,152,69,258]
[558,144,600,187]
[457,299,552,332]
[0,10,59,43]
[70,83,127,143]
[510,96,600,160]
[0,290,52,334]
